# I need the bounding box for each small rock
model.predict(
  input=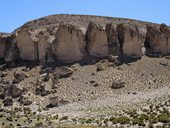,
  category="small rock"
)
[47,96,60,108]
[0,71,8,77]
[13,72,27,84]
[108,55,115,62]
[41,73,50,82]
[3,97,13,106]
[8,84,23,98]
[54,67,73,78]
[22,67,30,72]
[133,92,137,95]
[93,83,100,87]
[18,93,33,105]
[96,62,105,71]
[111,80,125,89]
